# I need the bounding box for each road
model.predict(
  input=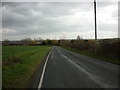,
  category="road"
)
[38,46,119,88]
